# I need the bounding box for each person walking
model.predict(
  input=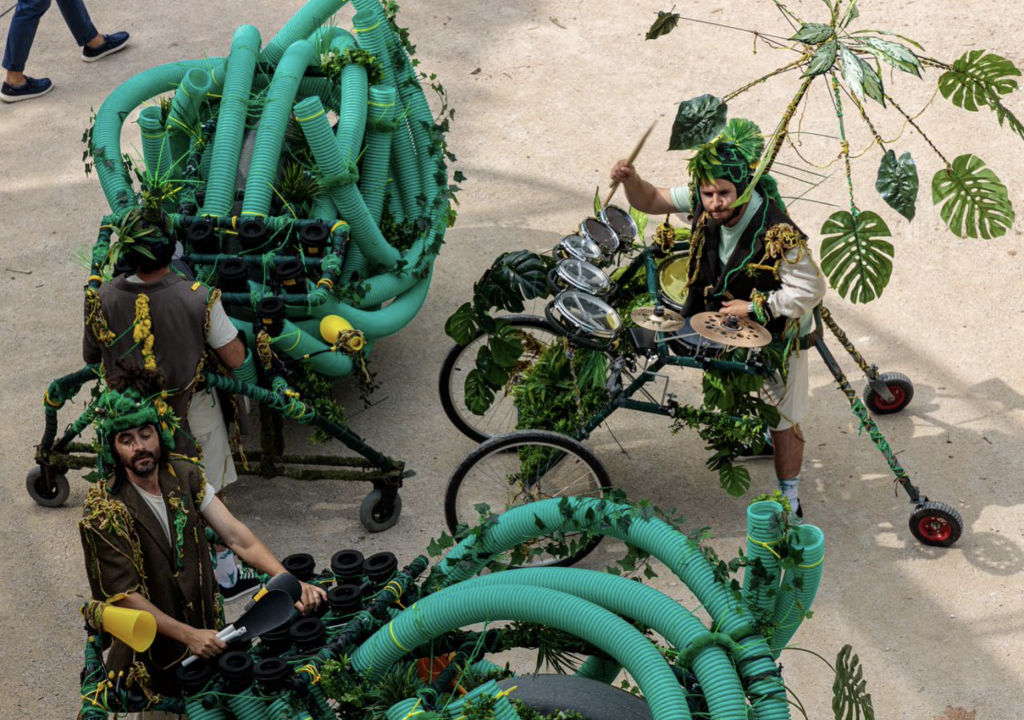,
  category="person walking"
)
[1,0,129,102]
